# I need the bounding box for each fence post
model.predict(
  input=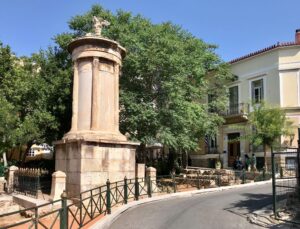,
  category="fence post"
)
[7,166,18,193]
[79,193,82,228]
[106,179,111,214]
[60,190,68,229]
[172,174,176,193]
[124,177,128,204]
[50,171,66,201]
[147,175,152,198]
[271,150,277,217]
[135,177,139,201]
[197,171,200,190]
[242,169,245,184]
[90,190,93,218]
[34,207,38,229]
[146,167,157,193]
